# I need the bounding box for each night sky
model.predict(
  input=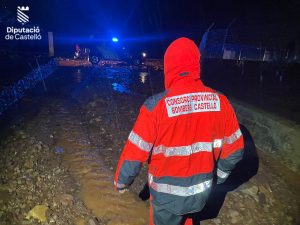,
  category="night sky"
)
[1,0,299,54]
